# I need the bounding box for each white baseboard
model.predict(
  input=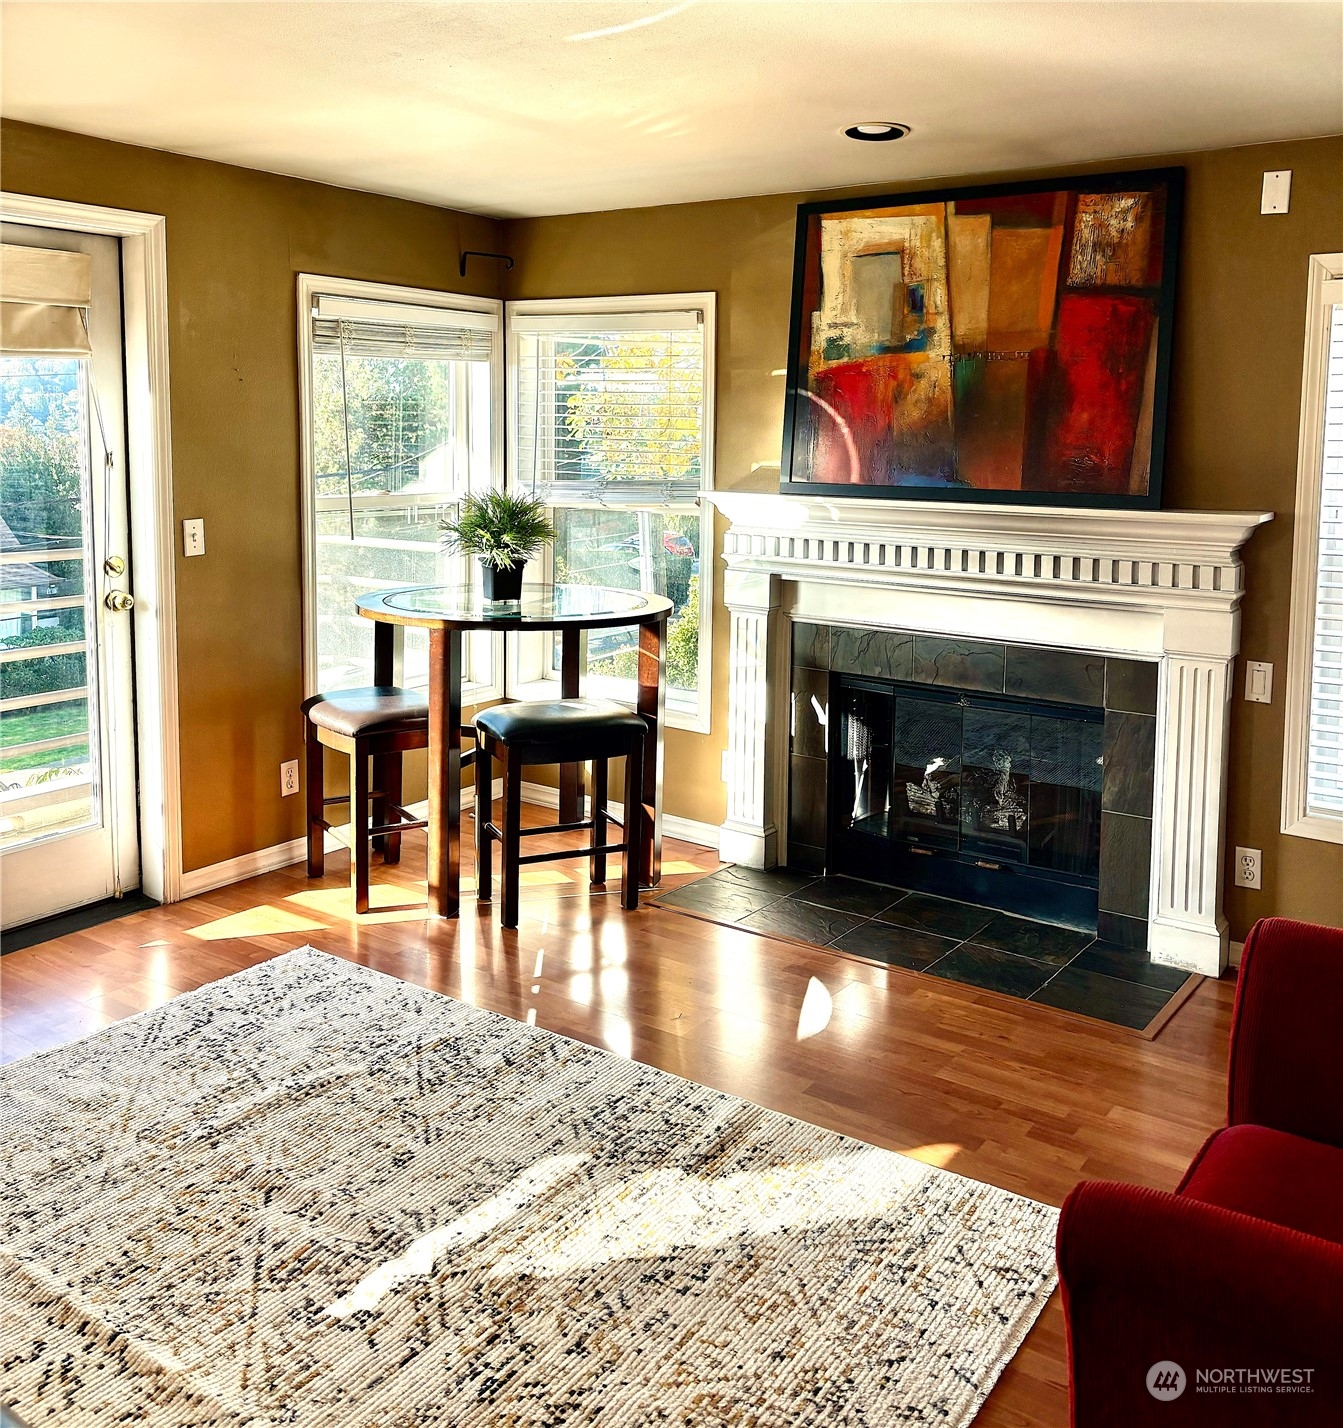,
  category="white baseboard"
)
[179,837,309,898]
[177,783,715,900]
